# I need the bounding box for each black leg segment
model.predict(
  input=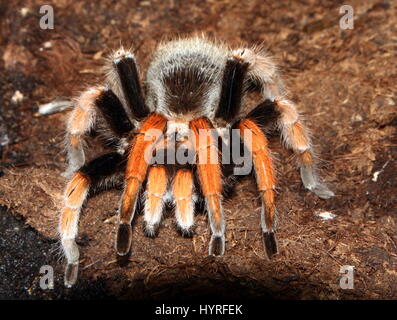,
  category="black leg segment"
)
[215,57,249,122]
[80,152,124,186]
[96,89,134,137]
[245,99,280,129]
[263,231,278,259]
[114,56,149,120]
